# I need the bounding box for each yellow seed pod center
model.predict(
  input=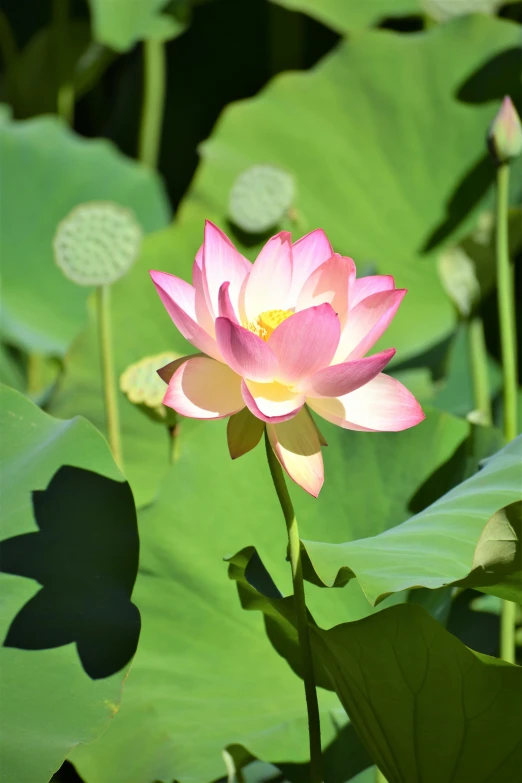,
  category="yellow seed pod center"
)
[251,309,293,340]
